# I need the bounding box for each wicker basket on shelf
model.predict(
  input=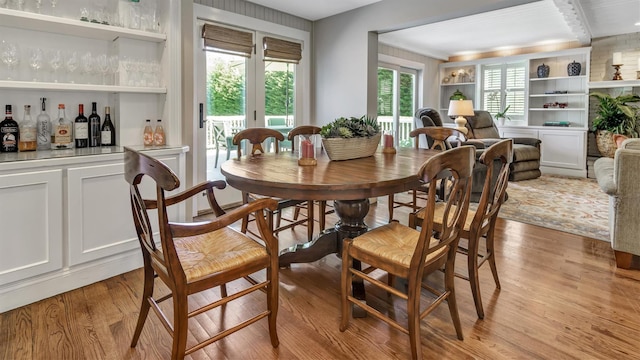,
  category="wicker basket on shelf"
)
[321,132,381,161]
